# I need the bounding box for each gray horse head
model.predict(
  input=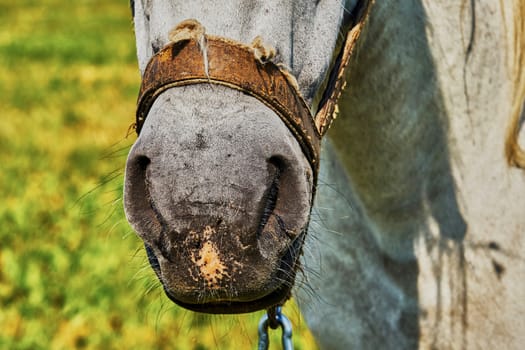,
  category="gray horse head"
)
[124,0,365,313]
[125,85,314,313]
